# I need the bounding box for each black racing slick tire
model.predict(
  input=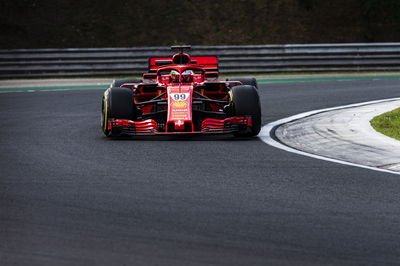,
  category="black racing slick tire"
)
[230,85,261,137]
[101,87,136,136]
[111,78,143,88]
[227,77,258,89]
